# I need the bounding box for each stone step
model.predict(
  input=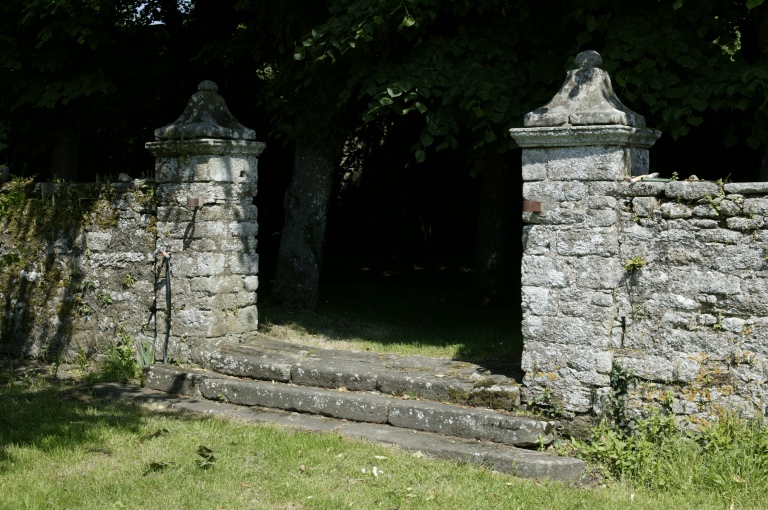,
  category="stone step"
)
[192,340,522,412]
[145,364,555,448]
[95,381,585,482]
